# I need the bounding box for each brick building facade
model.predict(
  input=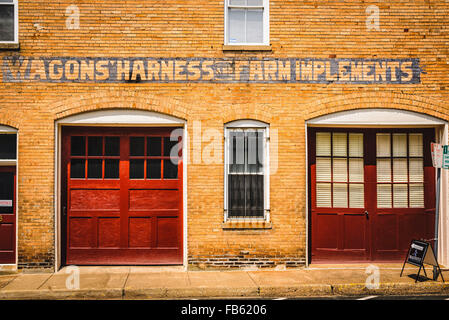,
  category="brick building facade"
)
[0,1,448,271]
